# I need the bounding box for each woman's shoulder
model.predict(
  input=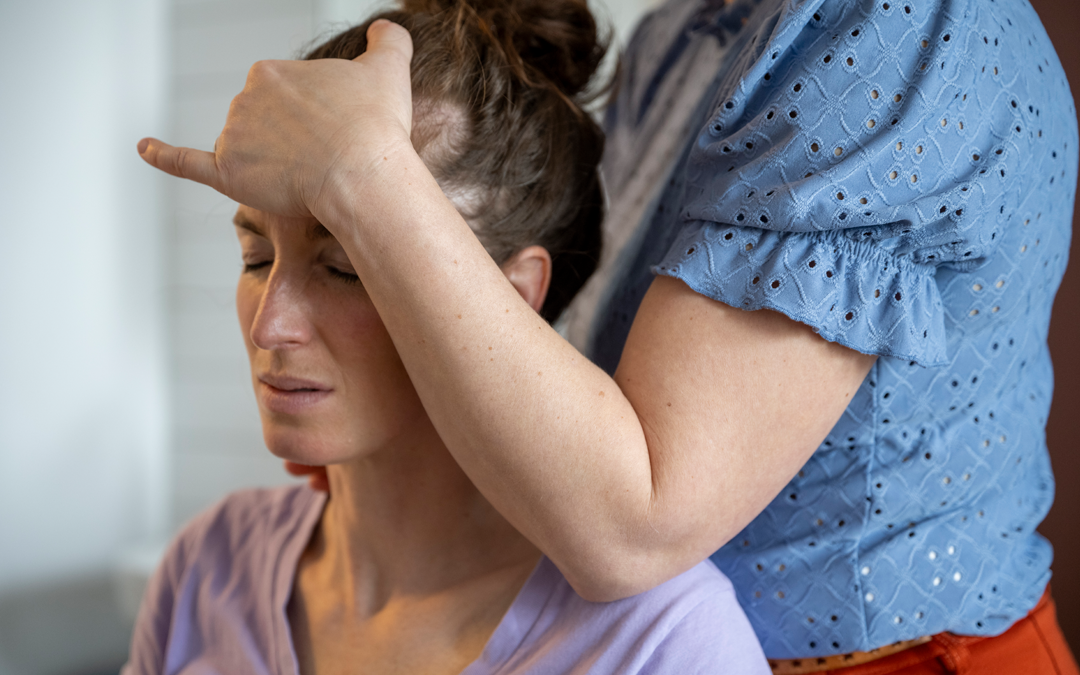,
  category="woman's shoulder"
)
[595,560,770,672]
[153,482,324,601]
[165,484,323,571]
[122,484,324,675]
[477,558,770,674]
[179,484,322,541]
